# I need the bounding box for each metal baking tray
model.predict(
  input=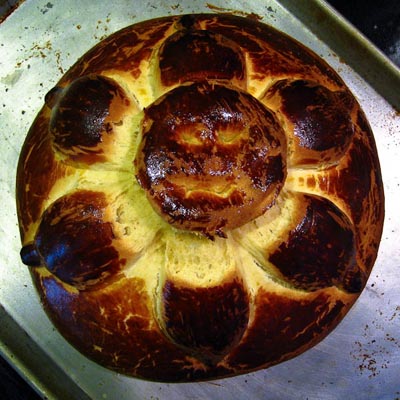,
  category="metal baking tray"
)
[1,1,399,399]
